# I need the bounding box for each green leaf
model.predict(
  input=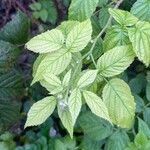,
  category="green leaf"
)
[57,21,79,38]
[0,69,24,130]
[102,78,135,128]
[42,73,63,94]
[39,9,48,22]
[68,0,99,21]
[99,7,110,28]
[29,2,42,11]
[79,111,113,141]
[105,130,130,150]
[25,96,56,128]
[128,21,150,67]
[133,94,145,113]
[97,45,135,77]
[62,70,72,87]
[103,25,130,51]
[32,49,72,84]
[82,136,101,150]
[0,11,29,44]
[131,0,150,22]
[134,132,148,147]
[26,29,64,53]
[66,19,92,52]
[68,88,82,124]
[57,105,73,138]
[77,70,98,88]
[0,40,20,73]
[143,108,150,128]
[138,118,150,138]
[98,0,108,7]
[129,73,146,94]
[146,83,150,101]
[83,90,111,122]
[109,8,138,26]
